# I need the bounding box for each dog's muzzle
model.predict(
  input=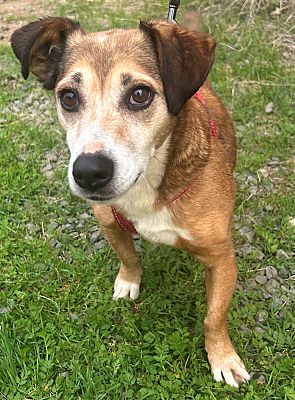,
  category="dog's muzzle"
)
[72,152,114,192]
